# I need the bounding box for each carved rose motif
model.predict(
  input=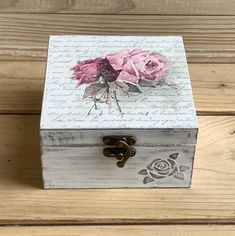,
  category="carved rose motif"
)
[138,153,190,184]
[147,158,177,177]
